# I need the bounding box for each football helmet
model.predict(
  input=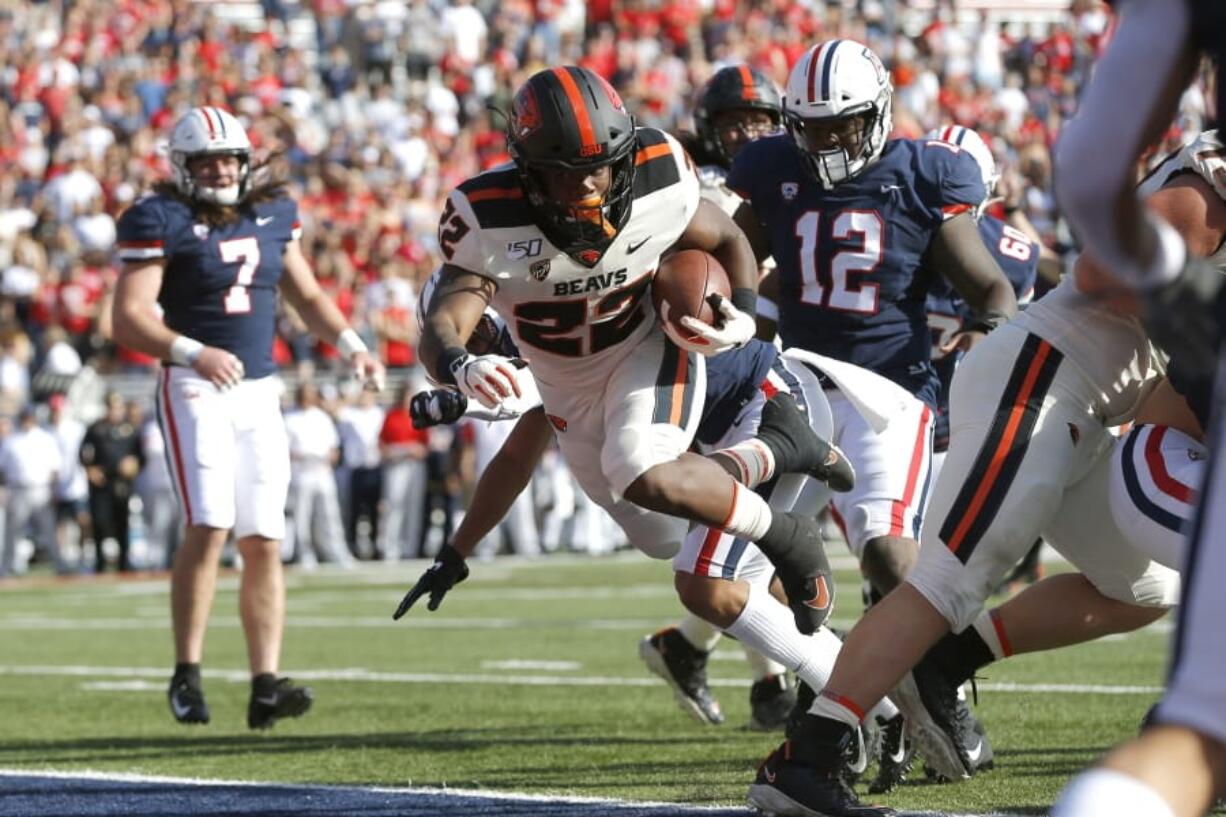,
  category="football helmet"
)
[783,40,893,188]
[925,125,998,217]
[693,65,782,168]
[505,66,637,258]
[168,106,252,206]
